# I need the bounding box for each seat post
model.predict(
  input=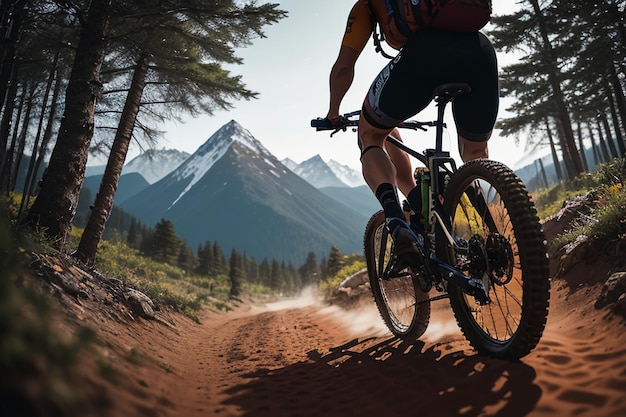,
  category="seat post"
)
[432,83,471,153]
[434,97,451,153]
